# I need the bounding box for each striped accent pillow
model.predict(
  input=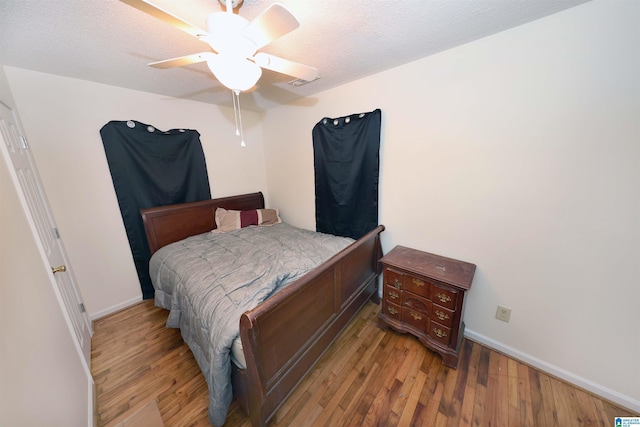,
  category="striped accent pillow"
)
[215,208,281,232]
